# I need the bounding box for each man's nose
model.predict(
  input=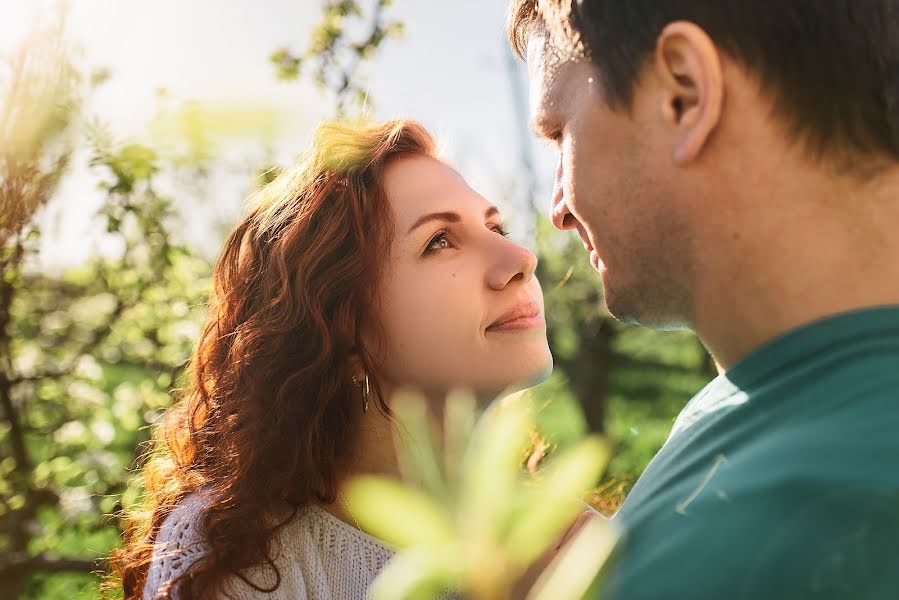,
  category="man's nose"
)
[550,154,577,231]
